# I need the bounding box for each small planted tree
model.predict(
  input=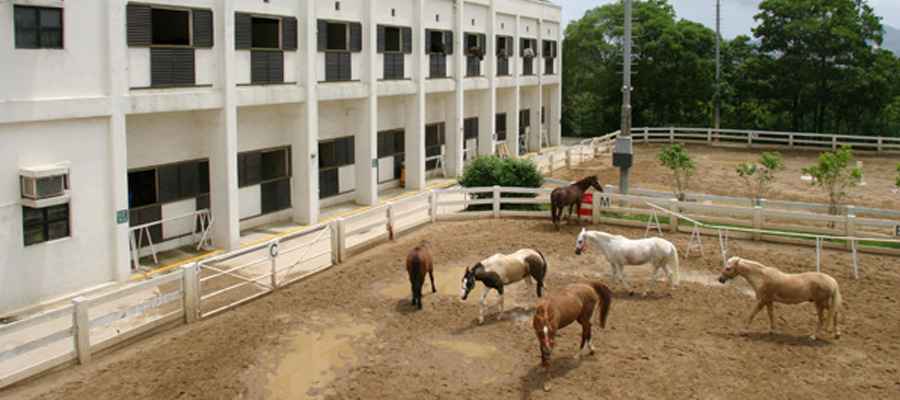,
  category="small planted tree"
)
[735,152,786,206]
[656,143,696,201]
[895,162,900,188]
[801,145,864,220]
